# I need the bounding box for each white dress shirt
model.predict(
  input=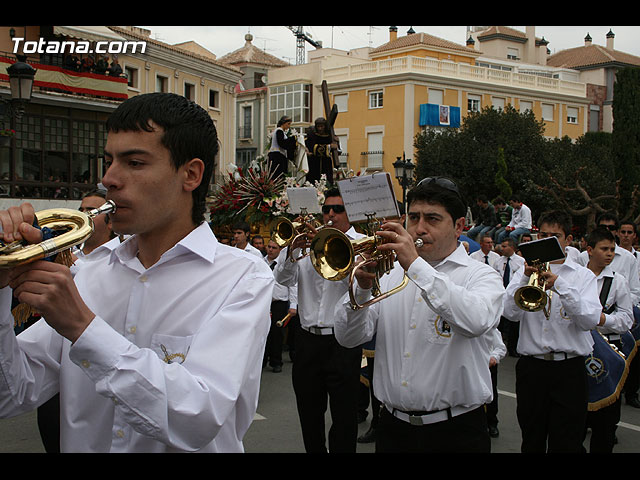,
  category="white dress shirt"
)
[0,222,274,452]
[274,226,364,330]
[334,244,504,413]
[594,266,634,335]
[503,258,601,357]
[488,327,507,363]
[469,249,500,268]
[241,242,263,258]
[578,245,640,305]
[507,203,532,230]
[493,253,525,285]
[265,256,297,308]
